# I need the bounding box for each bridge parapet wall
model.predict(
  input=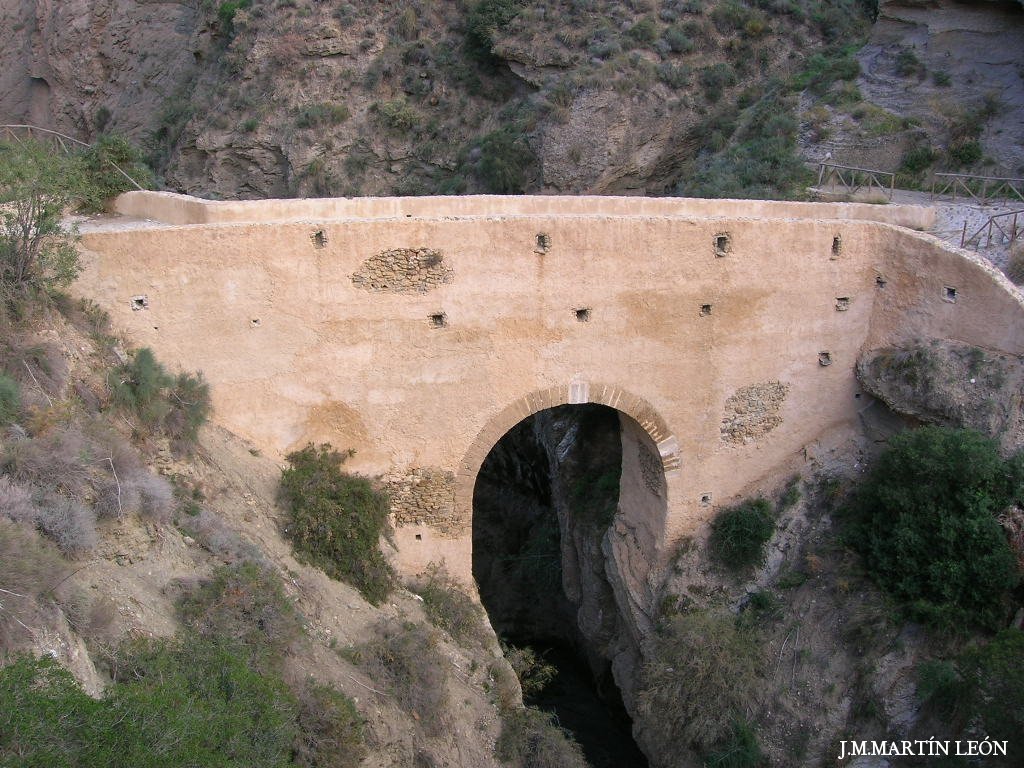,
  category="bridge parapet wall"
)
[112,190,937,230]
